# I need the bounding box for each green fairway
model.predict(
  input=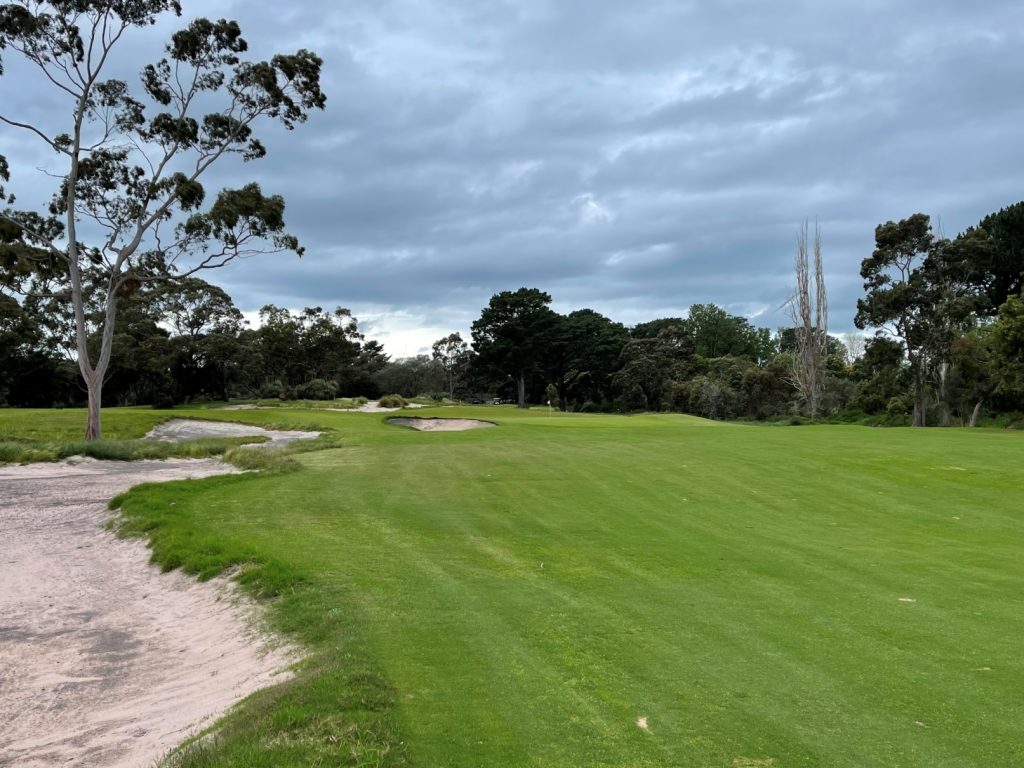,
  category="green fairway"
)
[6,407,1024,766]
